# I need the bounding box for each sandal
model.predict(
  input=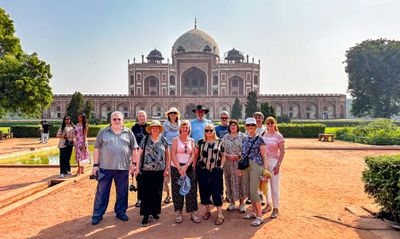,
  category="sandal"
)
[243,213,256,219]
[215,216,224,225]
[164,196,171,204]
[251,217,264,227]
[191,214,201,224]
[262,205,272,214]
[202,211,211,220]
[175,214,183,223]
